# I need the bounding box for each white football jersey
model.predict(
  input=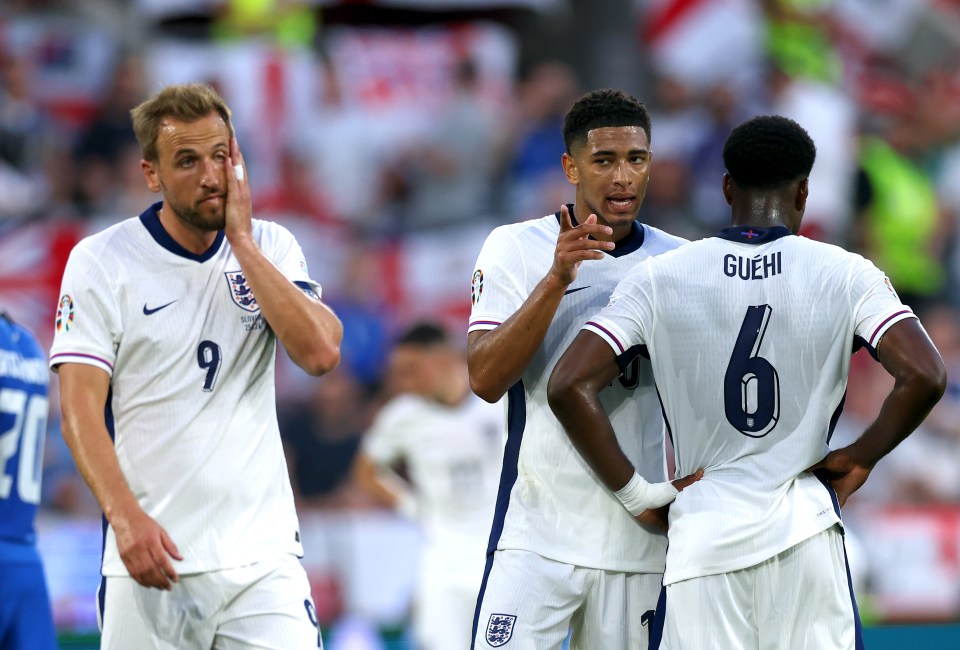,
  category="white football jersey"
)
[49,202,319,576]
[585,226,915,585]
[363,392,504,552]
[468,208,687,572]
